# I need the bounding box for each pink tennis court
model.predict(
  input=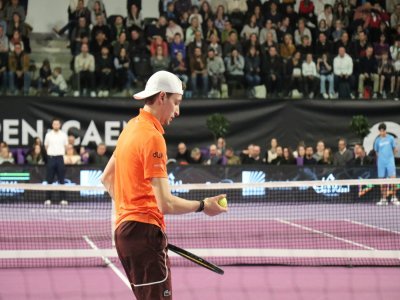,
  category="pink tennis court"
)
[1,180,400,299]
